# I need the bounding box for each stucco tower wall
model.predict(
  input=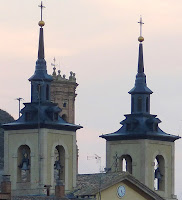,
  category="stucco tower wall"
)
[4,128,77,195]
[106,139,175,199]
